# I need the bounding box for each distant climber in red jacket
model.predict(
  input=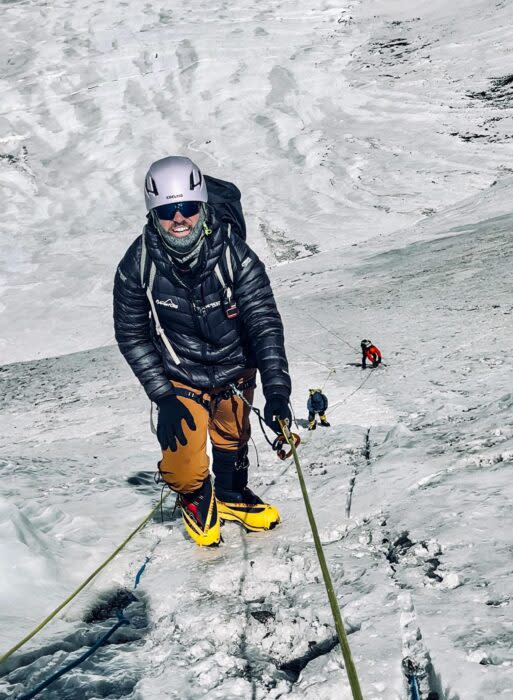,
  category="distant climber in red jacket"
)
[361,339,382,369]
